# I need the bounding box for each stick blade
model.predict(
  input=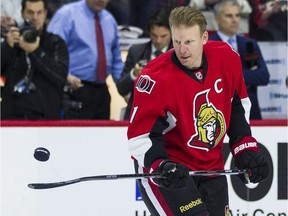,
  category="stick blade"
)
[28,183,64,189]
[27,183,52,190]
[27,184,37,189]
[28,179,78,189]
